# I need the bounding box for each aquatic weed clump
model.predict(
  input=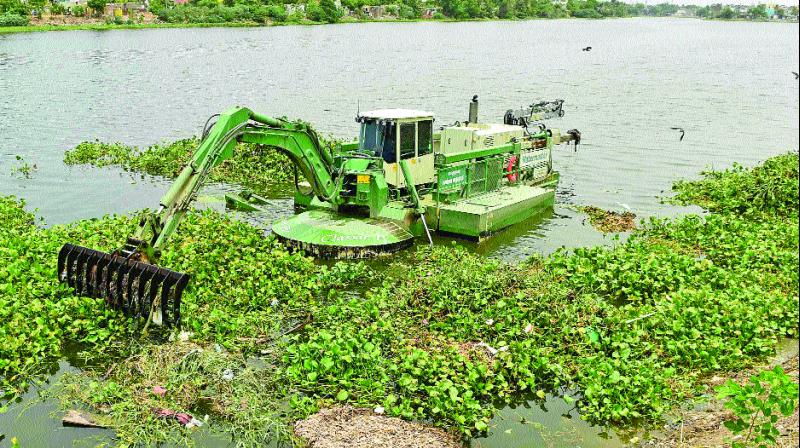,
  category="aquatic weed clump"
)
[671,152,799,218]
[0,197,355,401]
[0,197,135,399]
[278,153,799,436]
[4,153,798,445]
[64,139,295,195]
